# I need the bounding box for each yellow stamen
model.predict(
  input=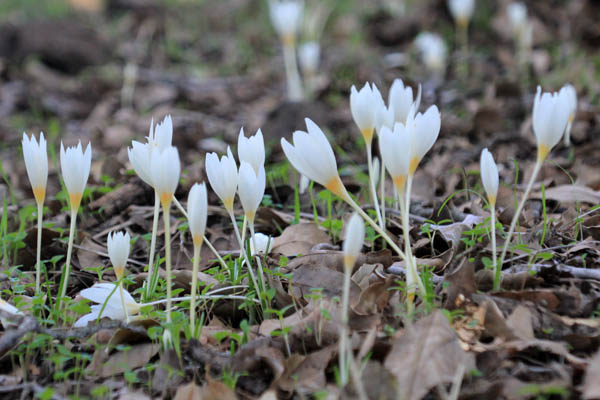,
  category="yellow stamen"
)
[160,192,172,209]
[325,176,346,198]
[223,197,234,212]
[343,254,356,272]
[409,157,420,176]
[192,234,204,248]
[393,175,407,193]
[33,187,46,205]
[69,192,82,211]
[245,210,256,224]
[114,266,124,281]
[537,144,550,163]
[361,128,375,145]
